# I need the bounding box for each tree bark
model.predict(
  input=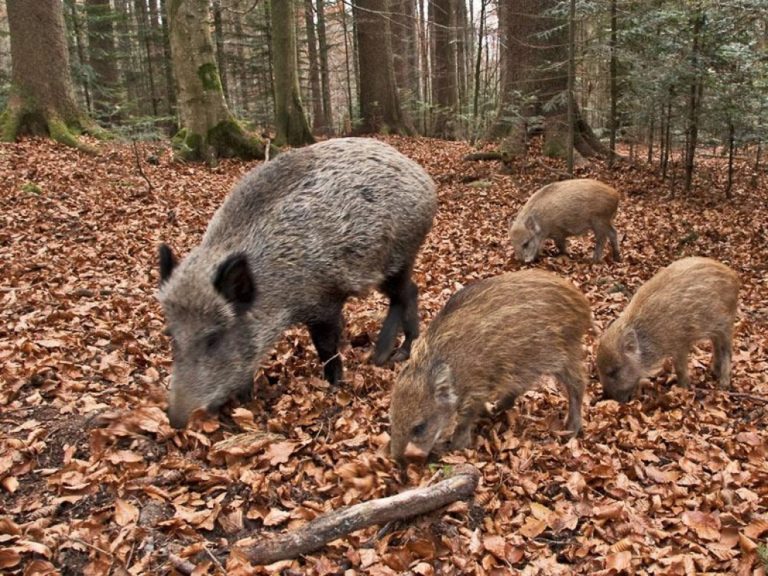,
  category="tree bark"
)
[430,0,458,139]
[316,0,334,132]
[684,9,705,194]
[353,0,413,135]
[241,465,480,564]
[85,0,122,121]
[135,0,159,116]
[1,0,96,148]
[167,0,265,161]
[159,0,177,117]
[391,0,420,124]
[212,0,229,103]
[271,0,315,146]
[489,0,609,160]
[304,0,325,133]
